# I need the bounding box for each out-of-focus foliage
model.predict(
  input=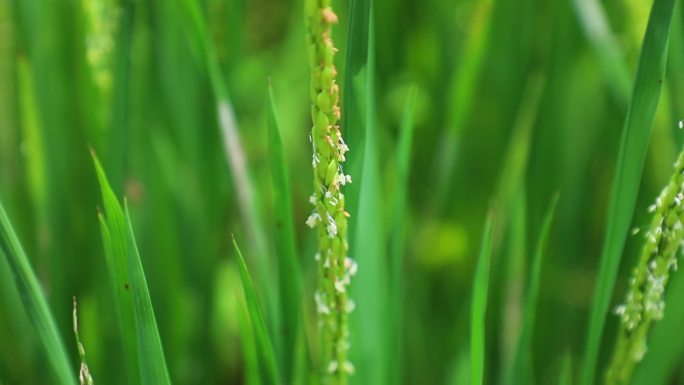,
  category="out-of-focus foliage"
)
[1,0,684,383]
